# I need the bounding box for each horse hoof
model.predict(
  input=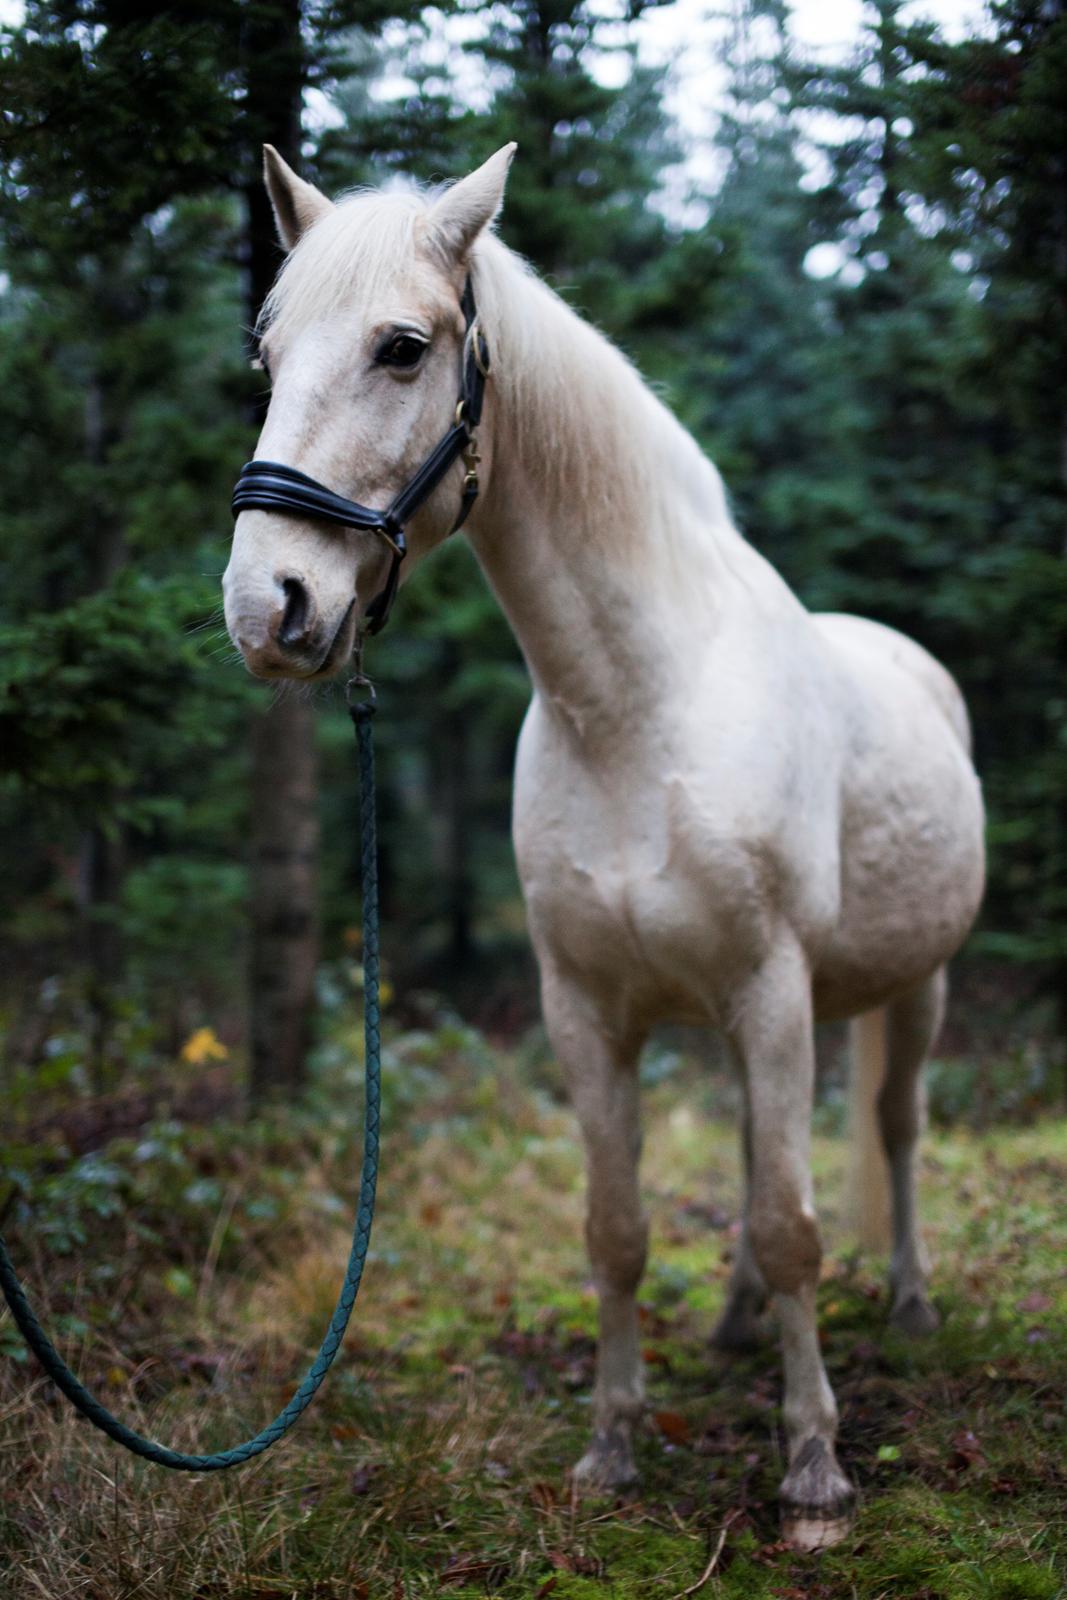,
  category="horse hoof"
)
[889,1292,940,1338]
[780,1510,853,1552]
[572,1427,639,1497]
[779,1438,855,1553]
